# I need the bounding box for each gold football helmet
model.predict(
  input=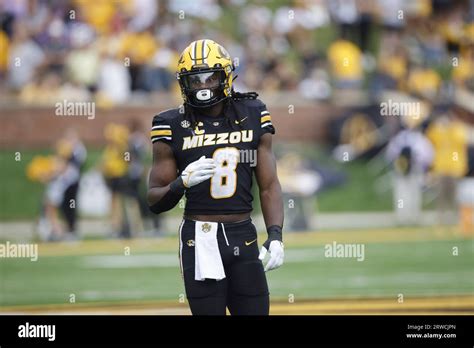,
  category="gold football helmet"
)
[176,39,234,108]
